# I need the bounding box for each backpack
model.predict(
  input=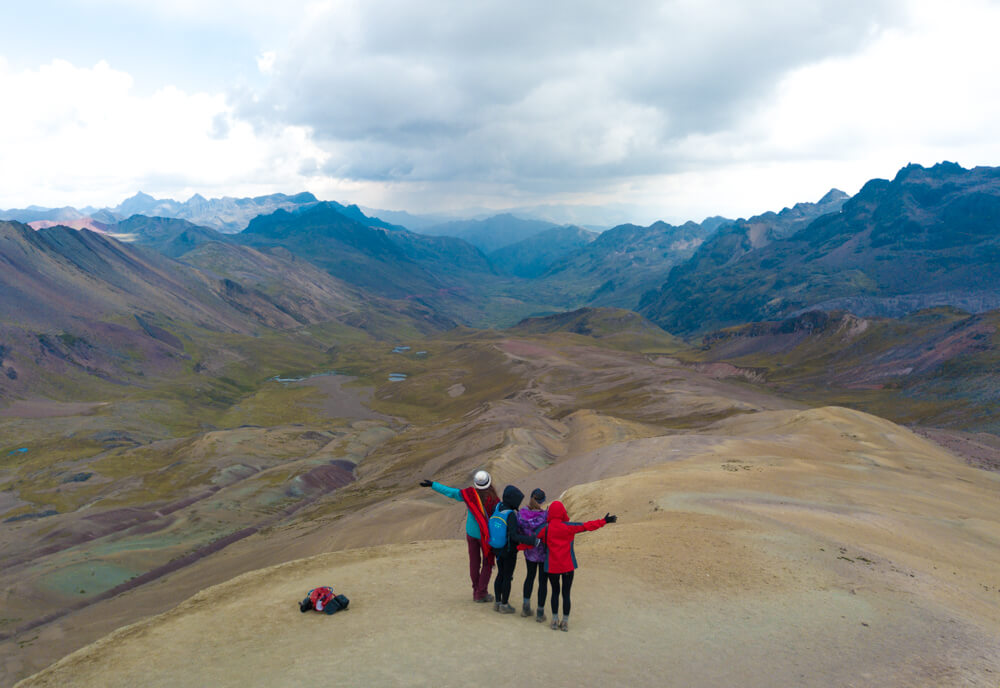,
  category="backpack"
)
[488,503,512,549]
[300,586,350,615]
